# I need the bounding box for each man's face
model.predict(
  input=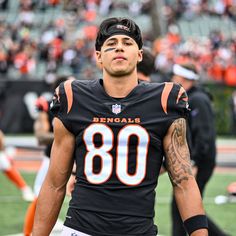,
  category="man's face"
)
[172,75,184,84]
[96,35,142,77]
[172,74,195,91]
